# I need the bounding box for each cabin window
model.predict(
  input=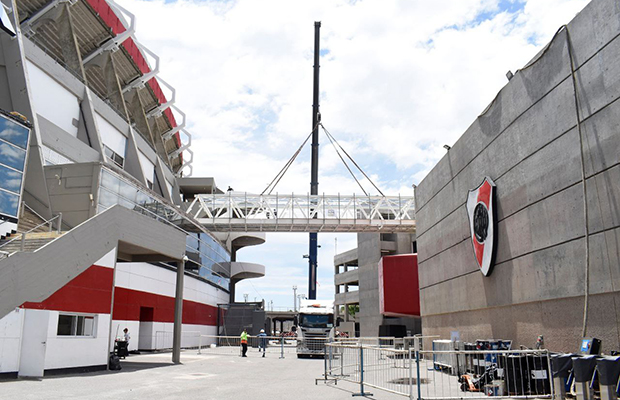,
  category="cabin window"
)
[57,314,95,336]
